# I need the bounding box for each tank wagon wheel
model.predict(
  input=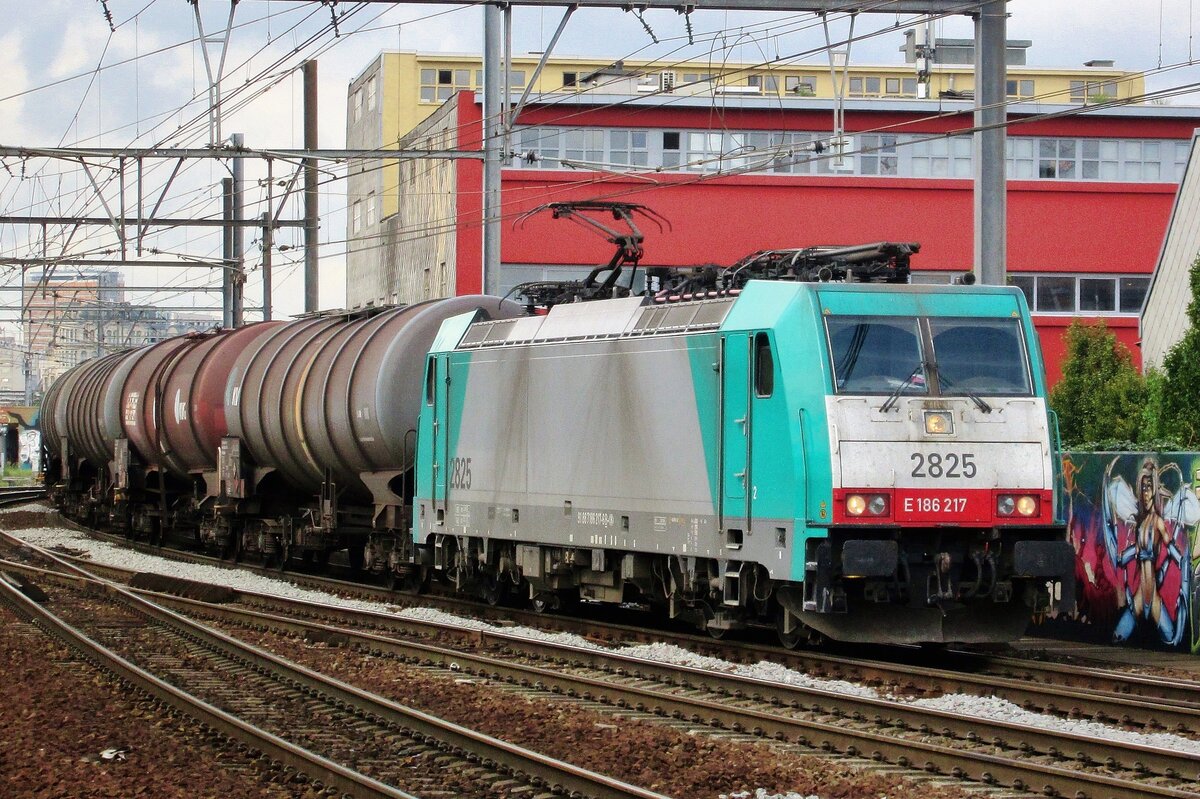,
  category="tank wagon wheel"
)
[277,546,291,572]
[480,573,506,606]
[531,592,558,614]
[348,544,366,574]
[392,566,429,595]
[706,624,728,641]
